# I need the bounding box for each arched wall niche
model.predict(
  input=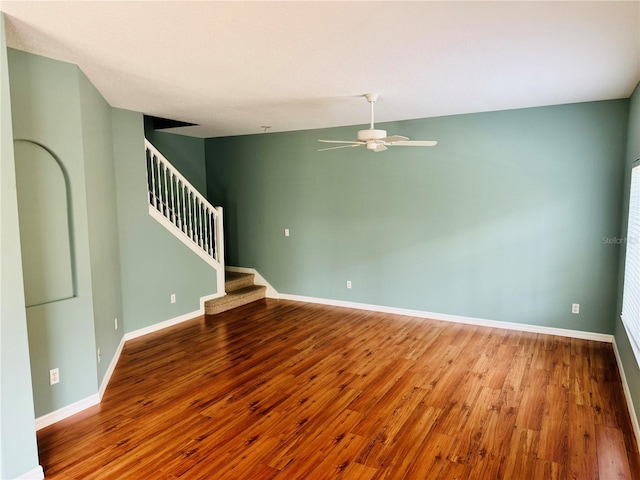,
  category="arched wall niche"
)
[13,139,76,307]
